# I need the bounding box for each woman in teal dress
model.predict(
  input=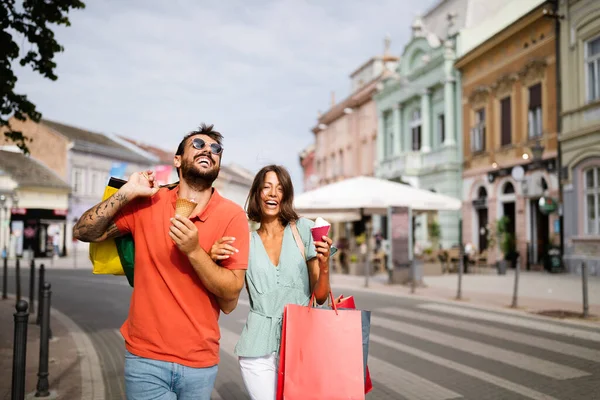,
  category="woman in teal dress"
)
[209,164,333,400]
